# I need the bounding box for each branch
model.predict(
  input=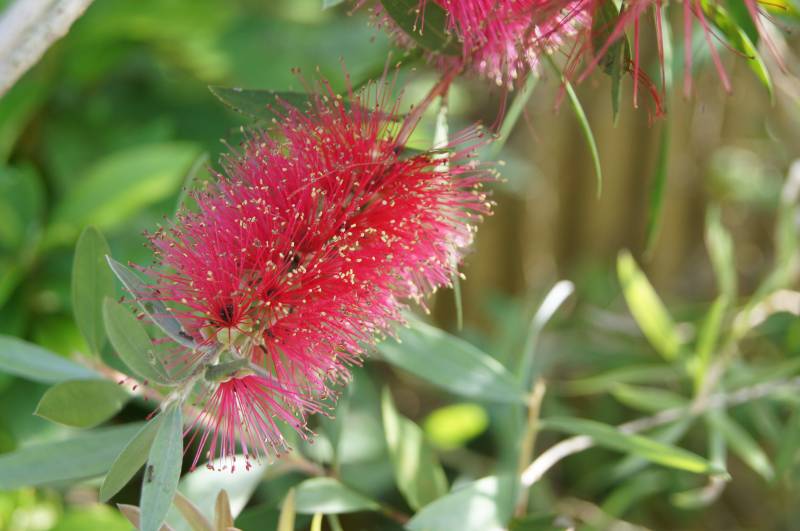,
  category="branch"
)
[0,0,95,97]
[520,376,800,487]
